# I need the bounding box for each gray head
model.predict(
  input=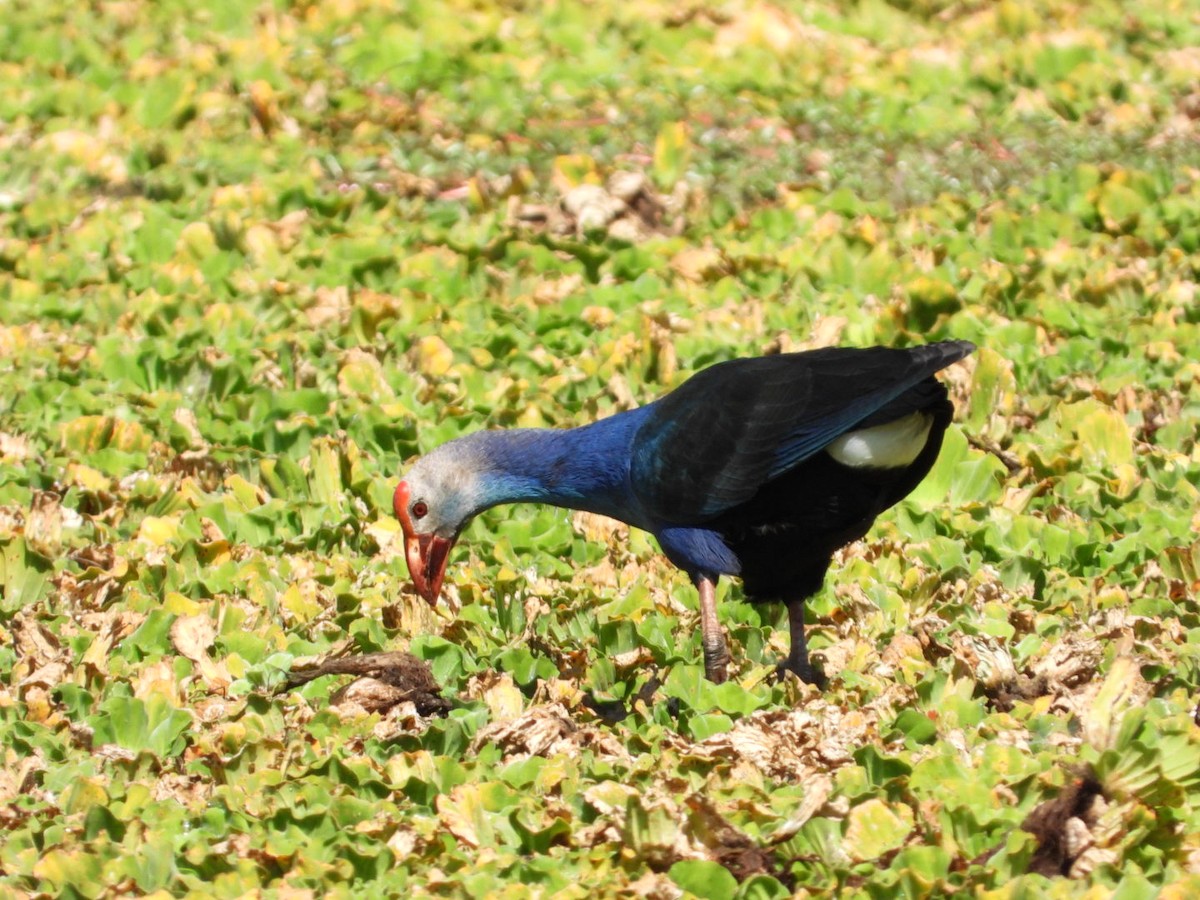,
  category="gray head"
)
[393,436,489,604]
